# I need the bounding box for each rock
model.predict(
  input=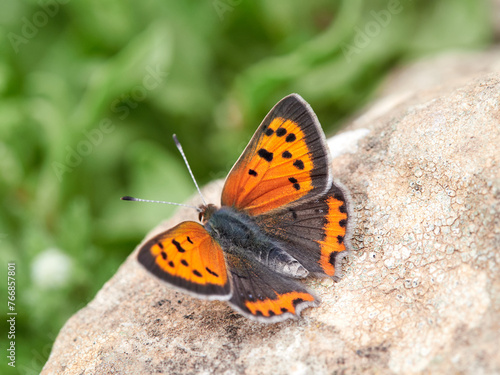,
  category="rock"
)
[42,66,500,374]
